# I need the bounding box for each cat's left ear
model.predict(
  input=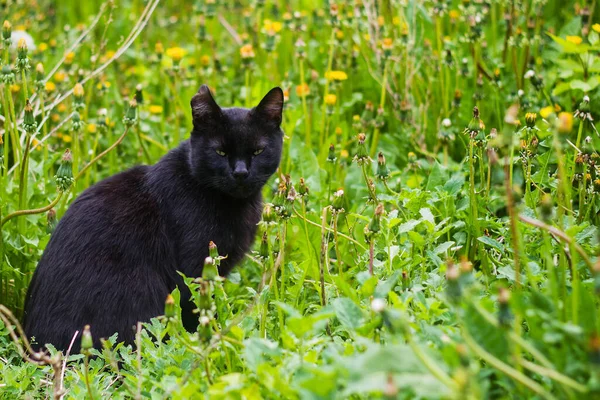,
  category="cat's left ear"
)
[251,87,284,126]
